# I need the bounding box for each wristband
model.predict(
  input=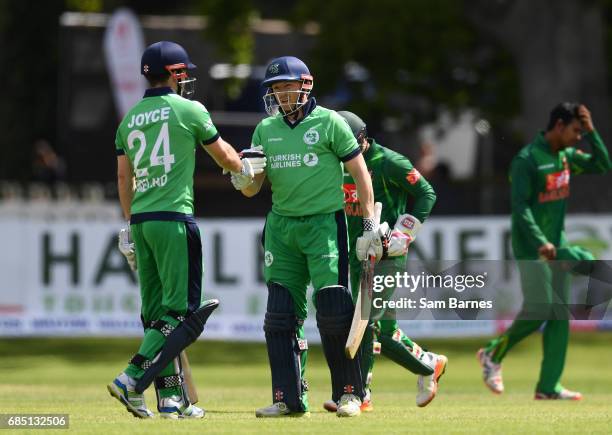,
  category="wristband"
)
[363,217,375,231]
